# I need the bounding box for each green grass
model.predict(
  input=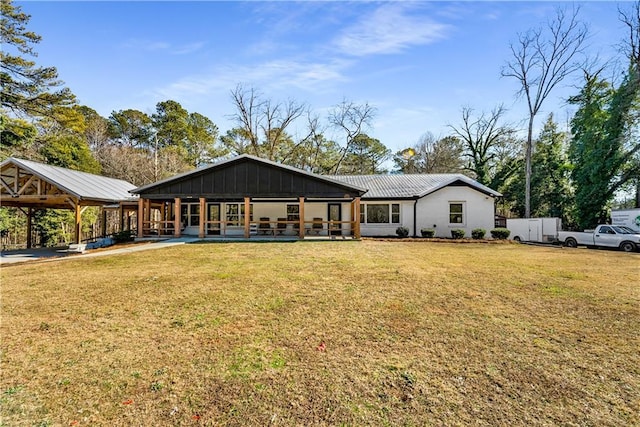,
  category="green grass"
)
[1,241,638,426]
